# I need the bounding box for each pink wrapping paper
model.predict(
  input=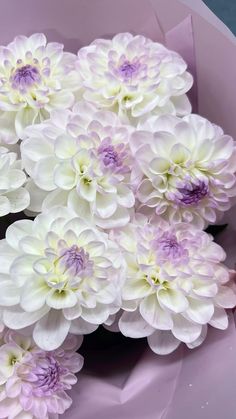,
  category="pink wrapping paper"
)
[0,0,236,417]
